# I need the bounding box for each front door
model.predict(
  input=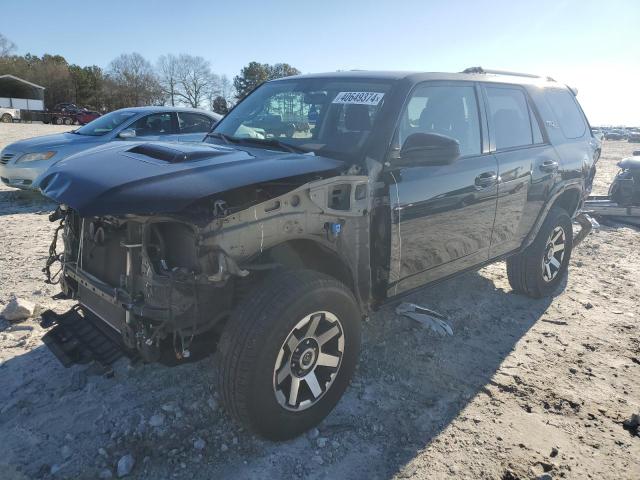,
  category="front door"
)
[387,82,498,296]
